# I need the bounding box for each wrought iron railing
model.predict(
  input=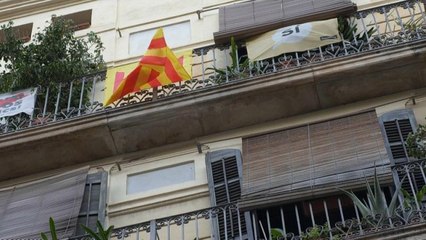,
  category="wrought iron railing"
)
[71,204,246,240]
[1,0,425,135]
